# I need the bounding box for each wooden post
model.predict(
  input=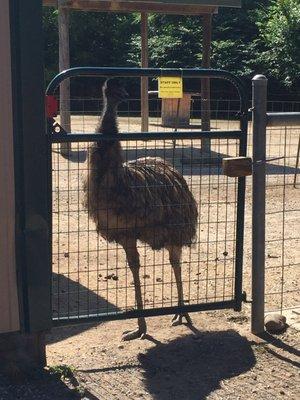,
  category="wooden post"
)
[0,0,20,336]
[0,0,48,377]
[201,13,212,152]
[58,2,71,155]
[141,12,149,132]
